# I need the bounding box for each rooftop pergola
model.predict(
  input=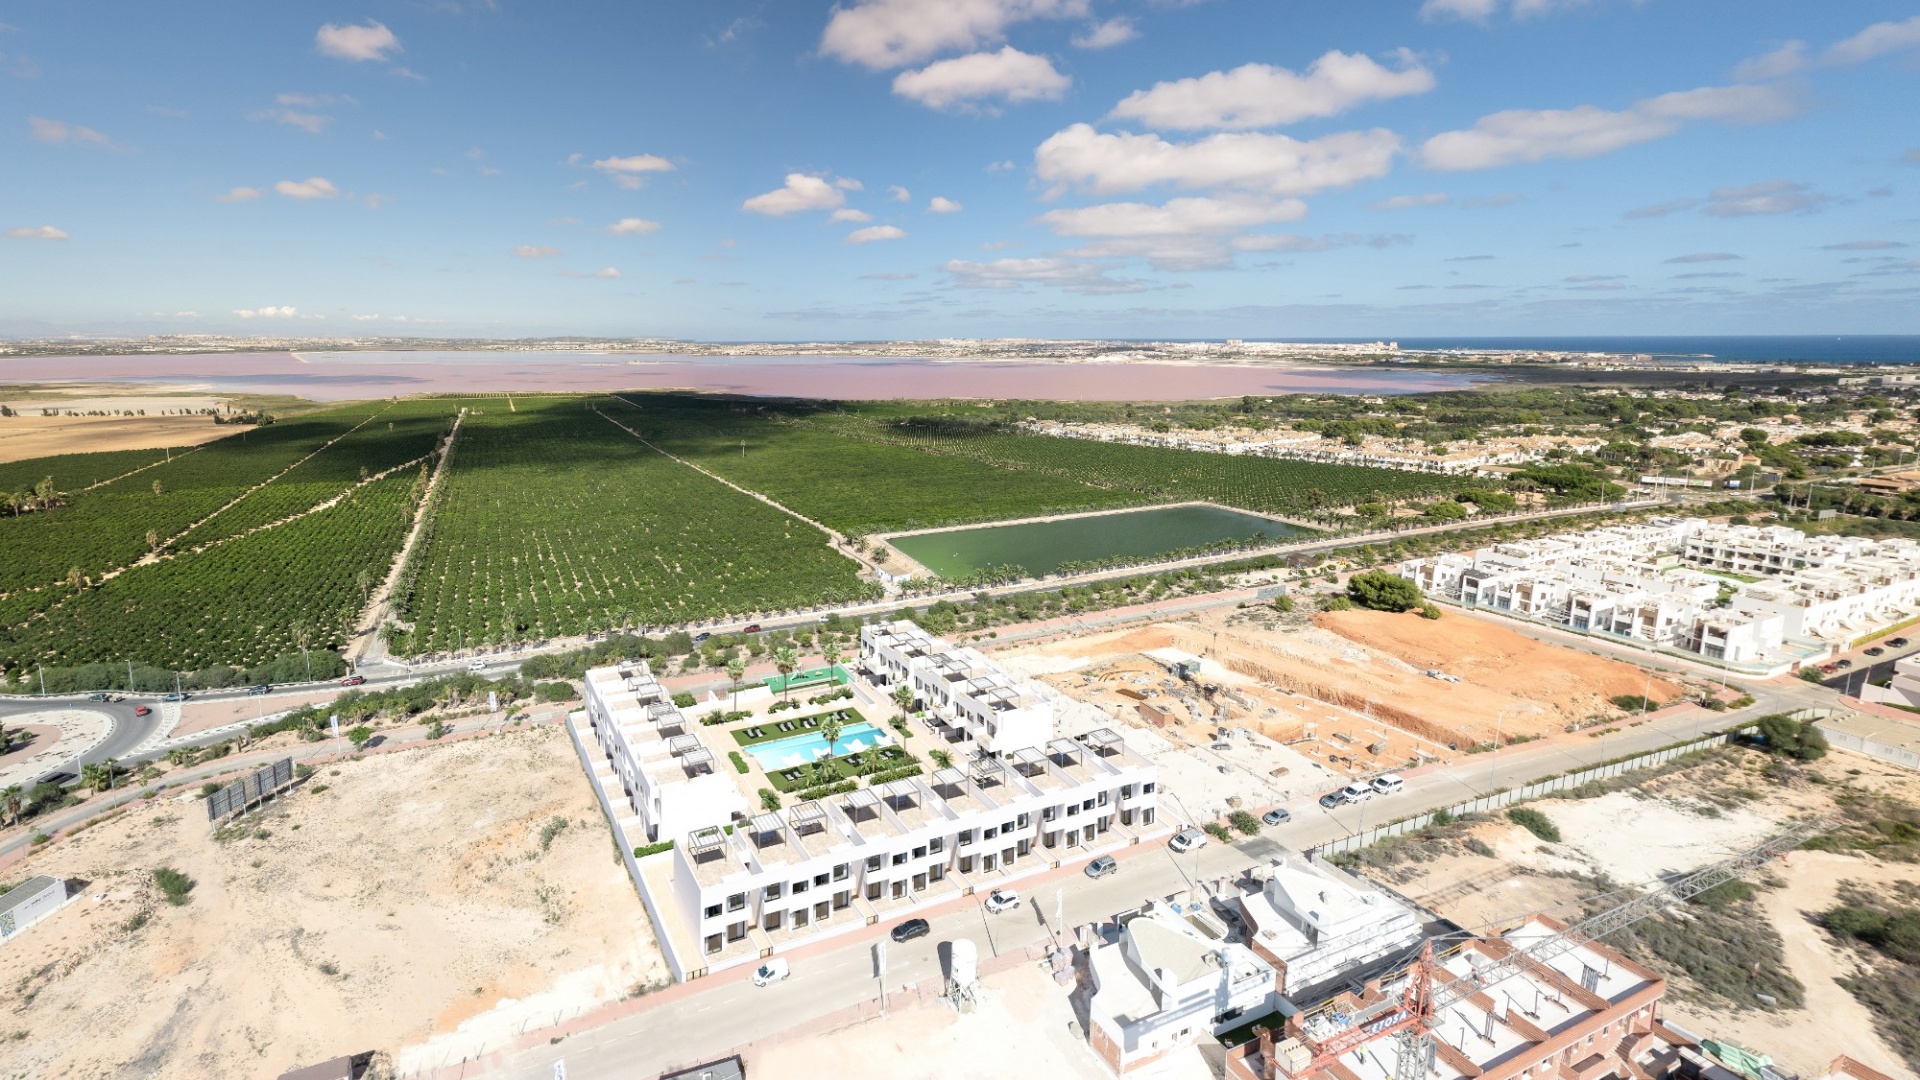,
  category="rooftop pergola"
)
[687,826,728,861]
[1081,728,1124,757]
[929,766,968,791]
[789,800,828,837]
[875,777,918,810]
[1047,737,1087,766]
[748,812,787,847]
[1010,746,1048,776]
[968,755,1007,787]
